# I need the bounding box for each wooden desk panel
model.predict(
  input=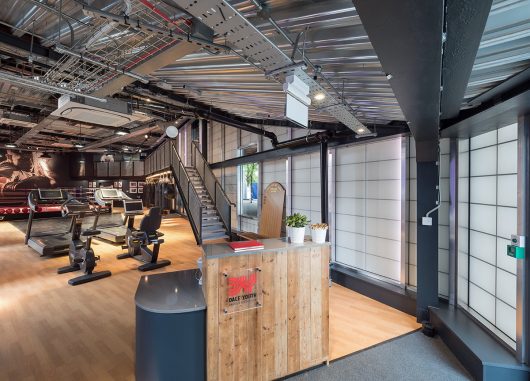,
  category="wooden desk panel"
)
[203,243,329,381]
